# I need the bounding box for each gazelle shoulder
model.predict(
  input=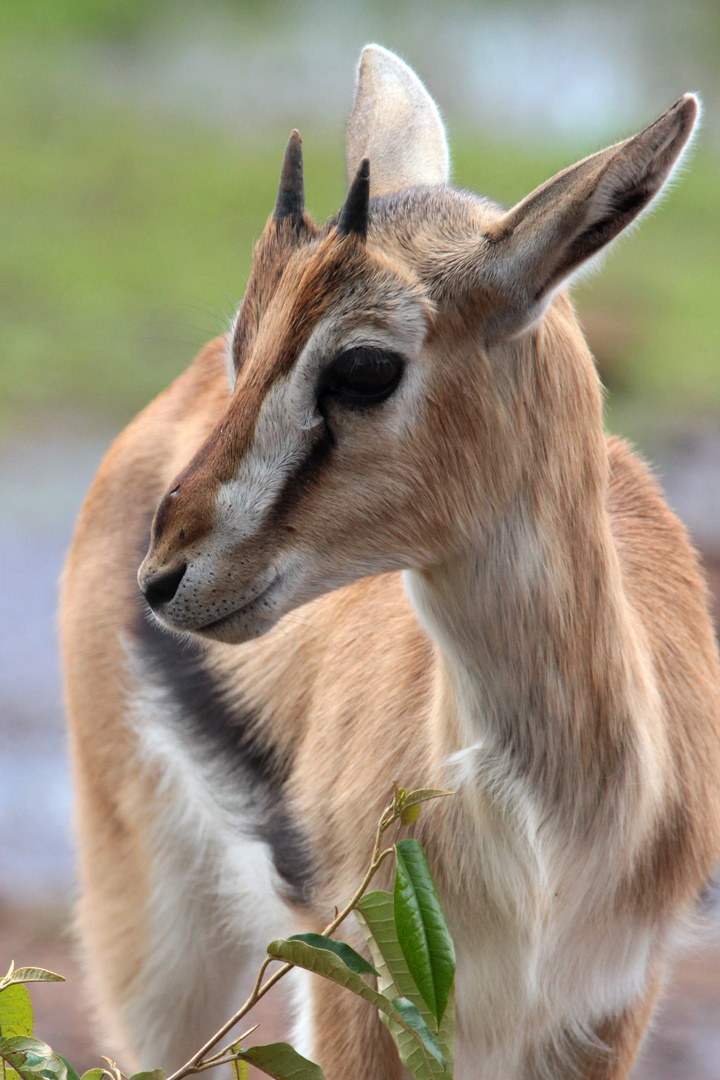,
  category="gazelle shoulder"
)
[606,433,719,686]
